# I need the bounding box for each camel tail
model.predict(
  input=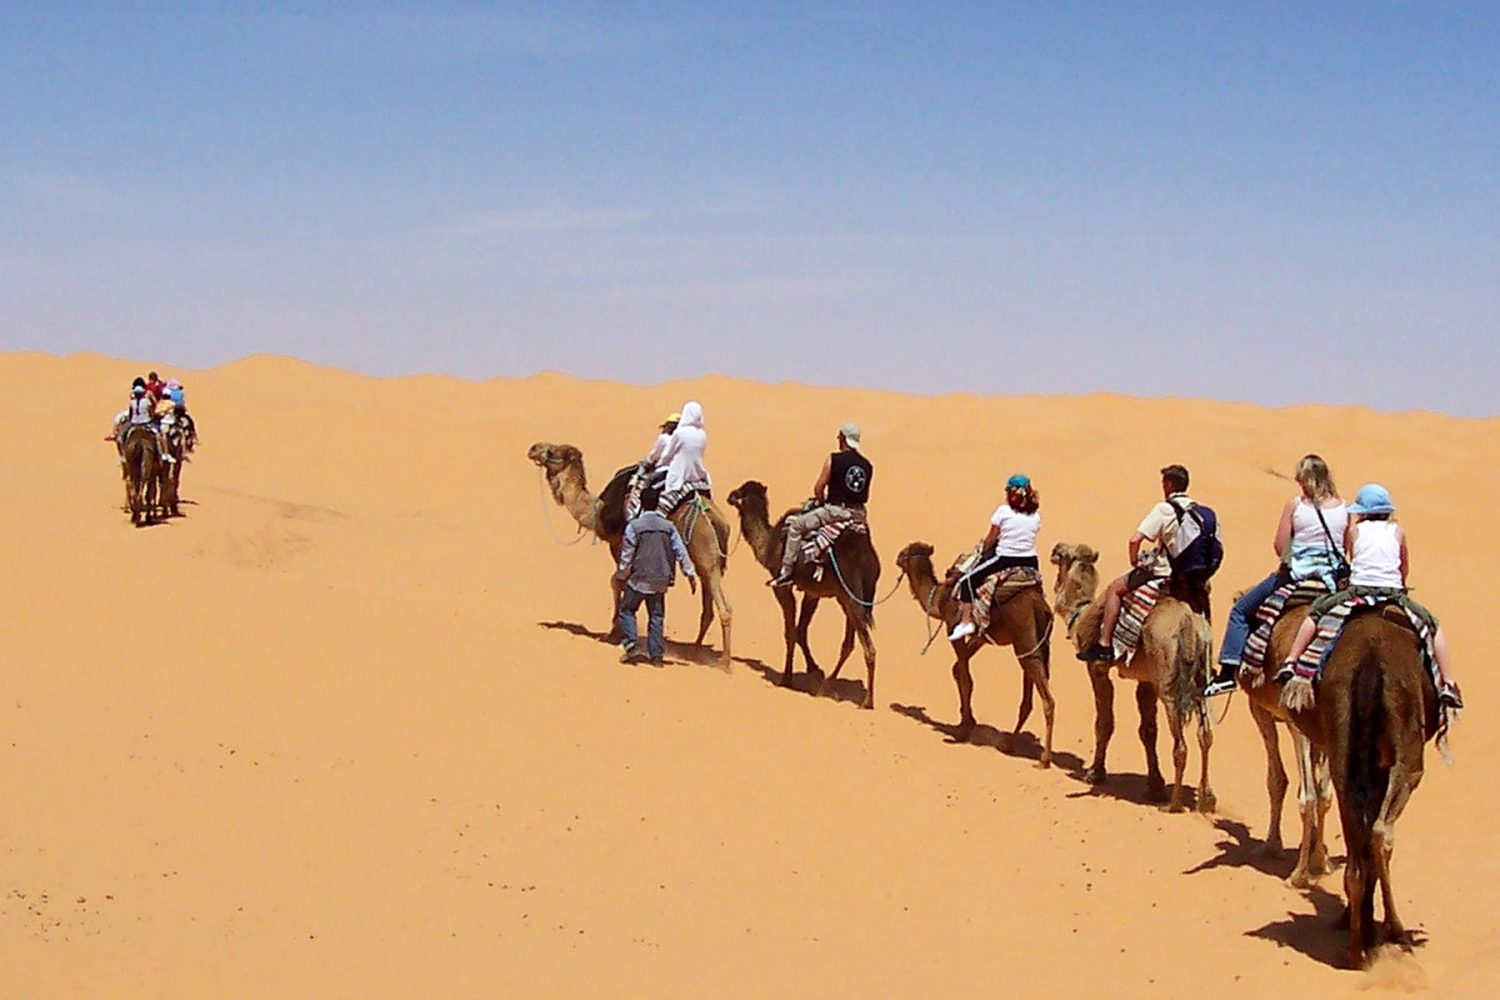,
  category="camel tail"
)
[1170,613,1210,726]
[1345,651,1388,835]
